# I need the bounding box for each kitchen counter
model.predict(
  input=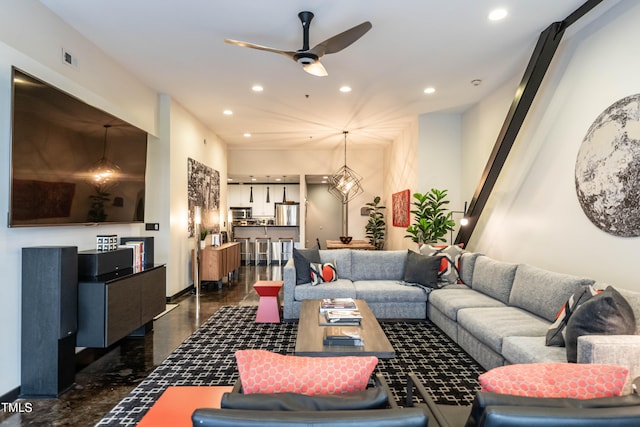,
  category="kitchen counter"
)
[232,225,299,242]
